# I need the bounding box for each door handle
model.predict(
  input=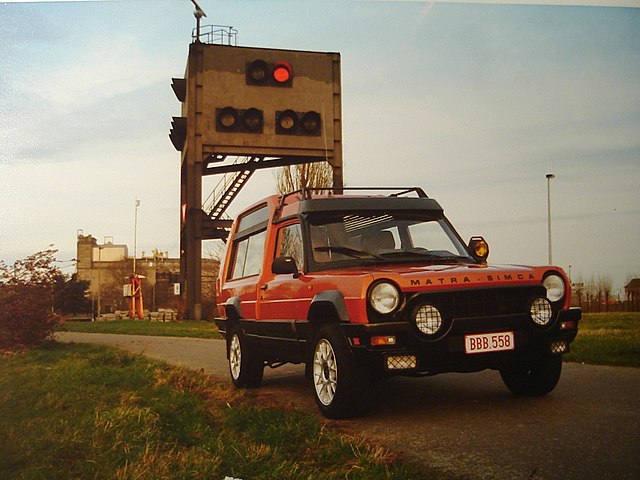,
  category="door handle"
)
[260,283,268,290]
